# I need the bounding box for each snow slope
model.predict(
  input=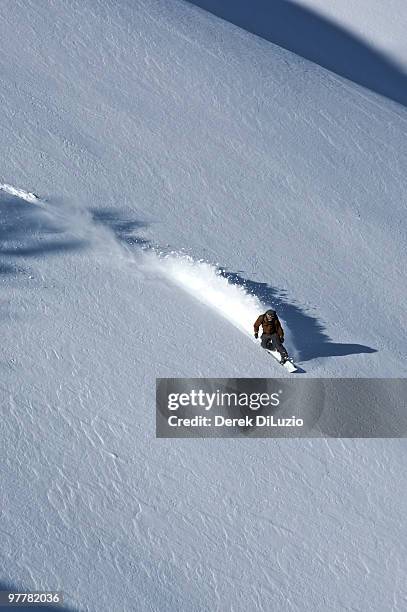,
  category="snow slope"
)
[186,0,407,107]
[1,0,407,610]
